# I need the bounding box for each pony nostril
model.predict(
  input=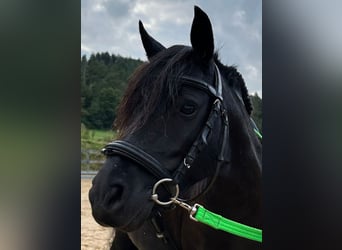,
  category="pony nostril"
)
[104,184,124,207]
[111,184,124,200]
